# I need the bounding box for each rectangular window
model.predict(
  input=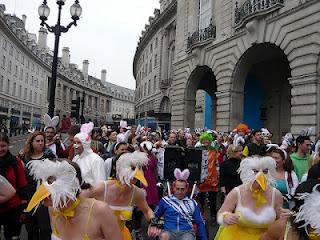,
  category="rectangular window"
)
[199,0,212,30]
[153,76,157,93]
[15,65,18,76]
[20,69,23,80]
[18,85,22,97]
[31,76,33,86]
[26,73,28,83]
[12,82,16,96]
[155,37,158,48]
[6,79,10,93]
[24,88,27,100]
[148,79,151,95]
[21,55,24,65]
[34,92,37,103]
[0,75,3,92]
[2,39,7,50]
[1,55,5,69]
[29,90,32,102]
[9,45,13,56]
[154,54,158,68]
[8,60,12,73]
